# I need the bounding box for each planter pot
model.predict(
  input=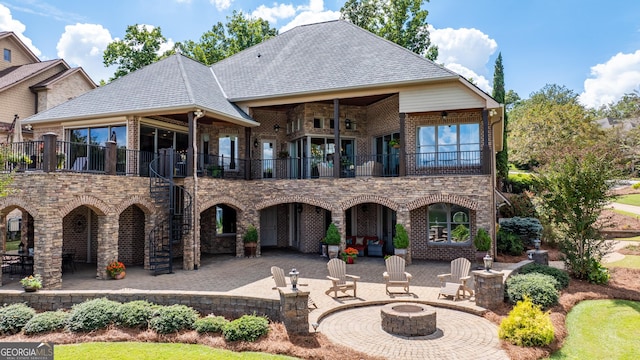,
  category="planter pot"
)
[244,242,257,257]
[392,144,400,149]
[321,244,328,257]
[327,245,340,259]
[112,271,126,280]
[346,256,356,264]
[394,248,407,260]
[23,286,38,292]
